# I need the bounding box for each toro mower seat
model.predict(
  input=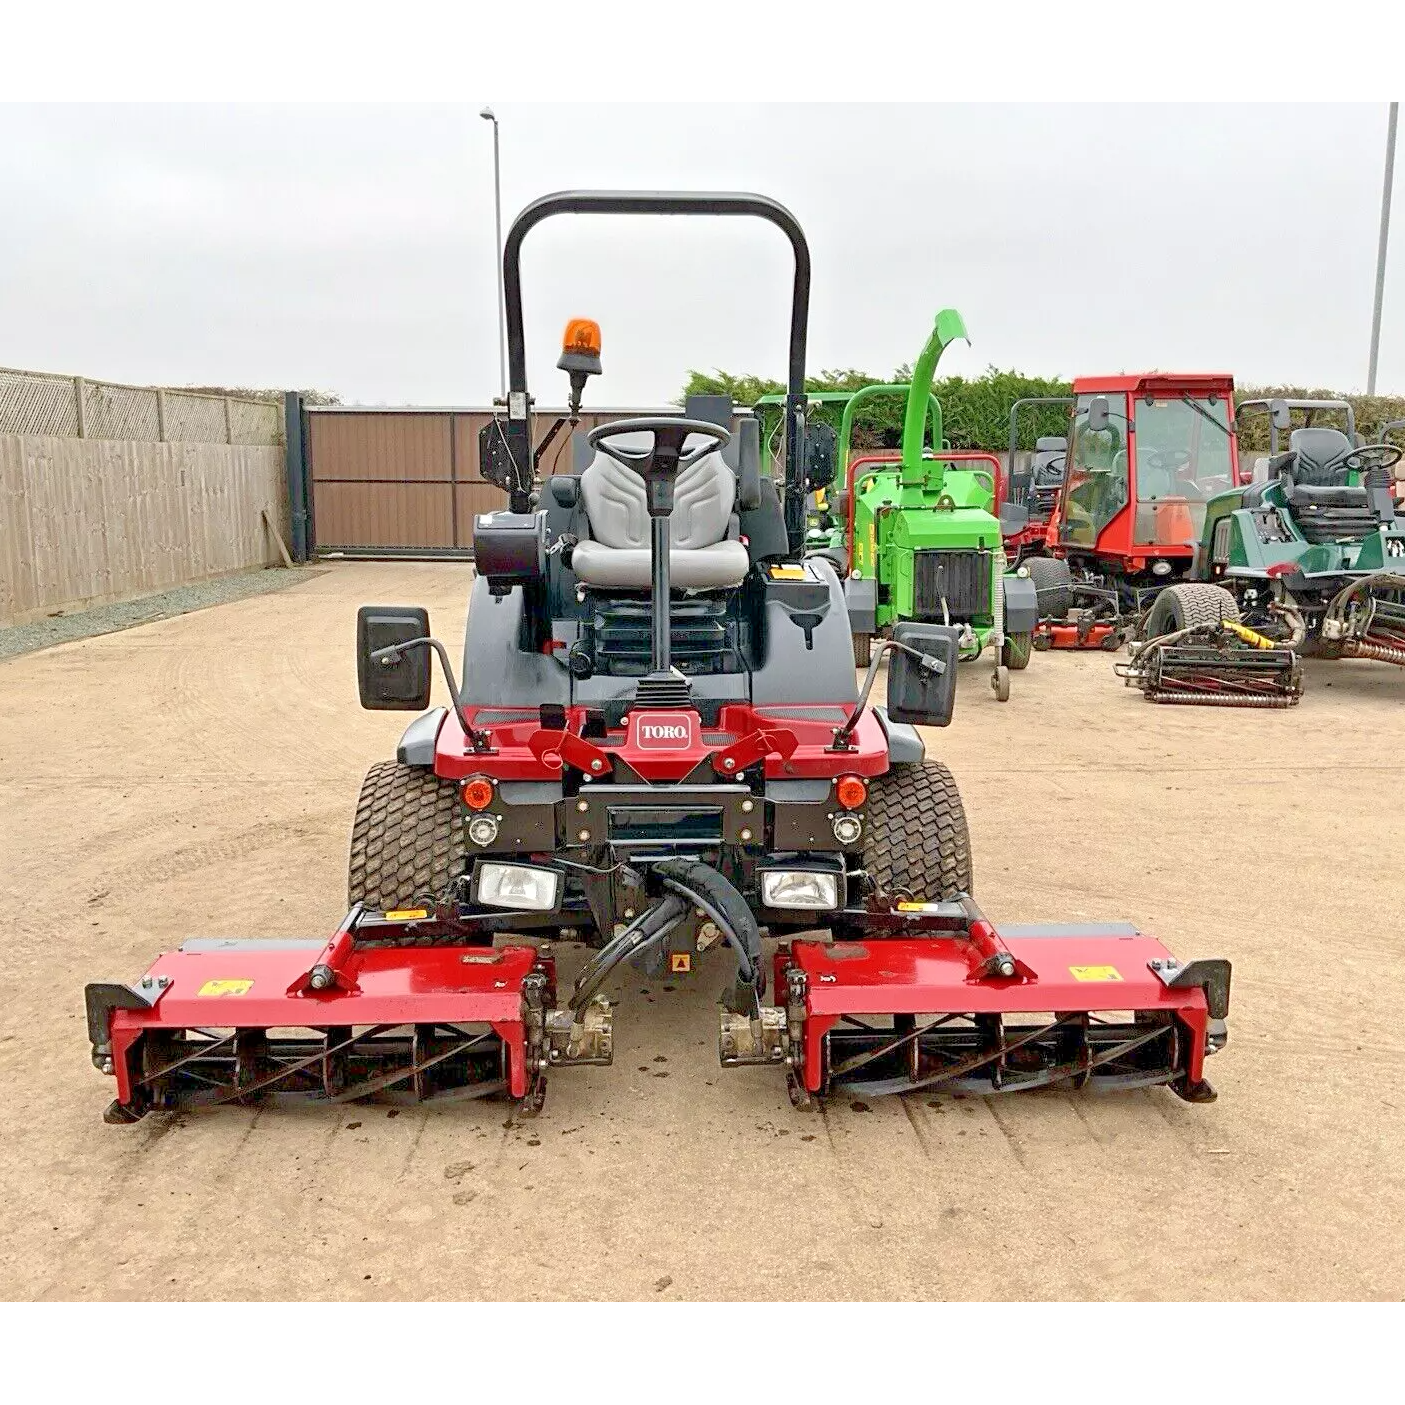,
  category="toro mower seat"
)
[571,436,751,590]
